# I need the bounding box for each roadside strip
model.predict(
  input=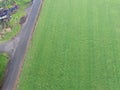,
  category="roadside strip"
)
[1,0,43,90]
